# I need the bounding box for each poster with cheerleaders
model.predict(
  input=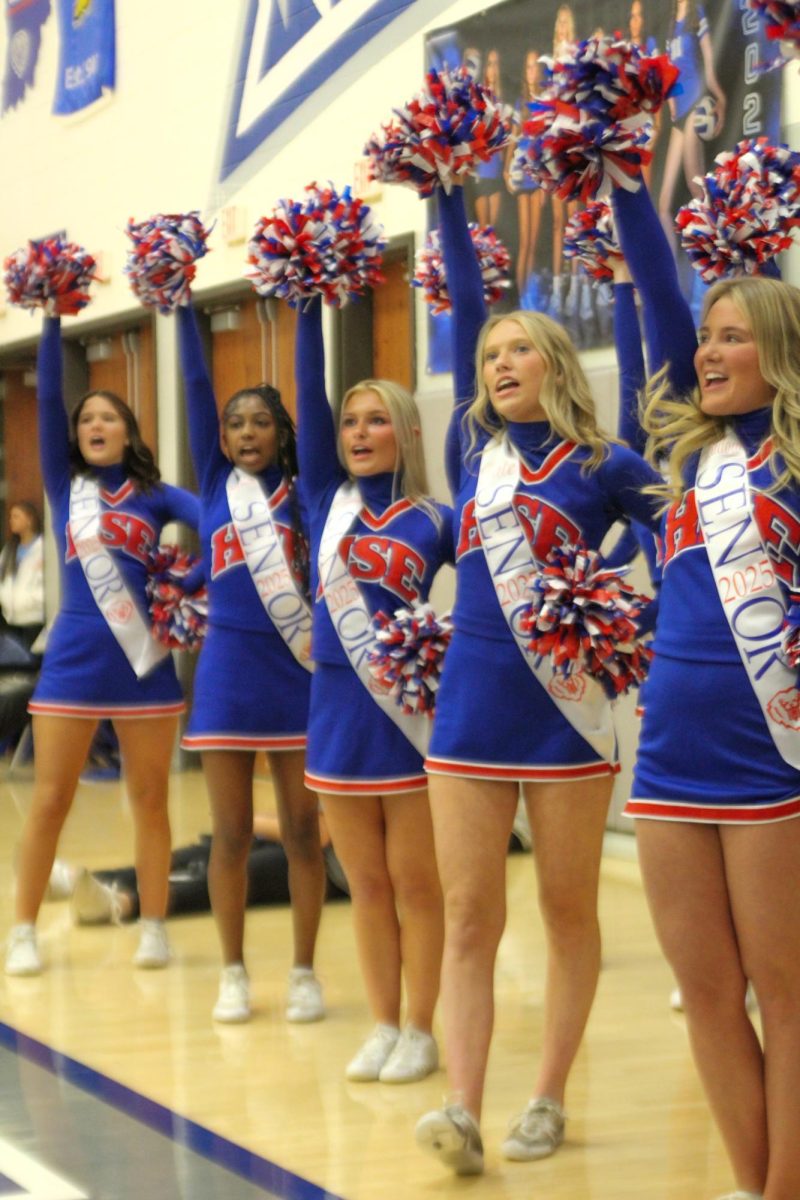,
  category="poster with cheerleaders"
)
[424,0,783,370]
